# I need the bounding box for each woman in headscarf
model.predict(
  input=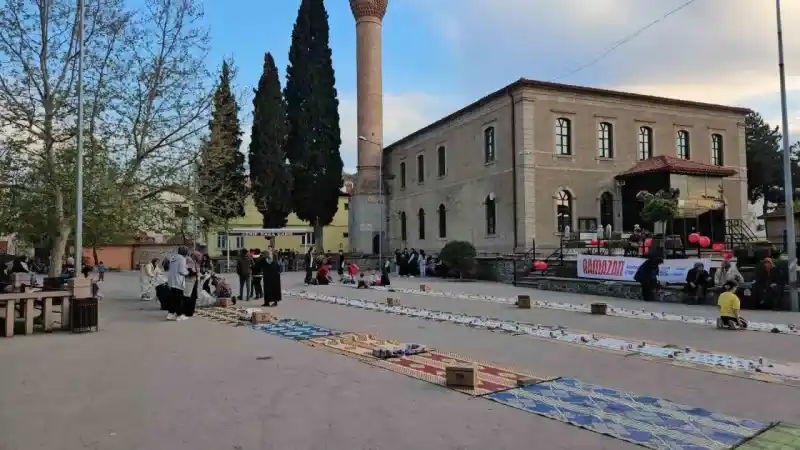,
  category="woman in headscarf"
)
[303,247,314,285]
[139,258,161,301]
[182,251,202,318]
[262,246,282,307]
